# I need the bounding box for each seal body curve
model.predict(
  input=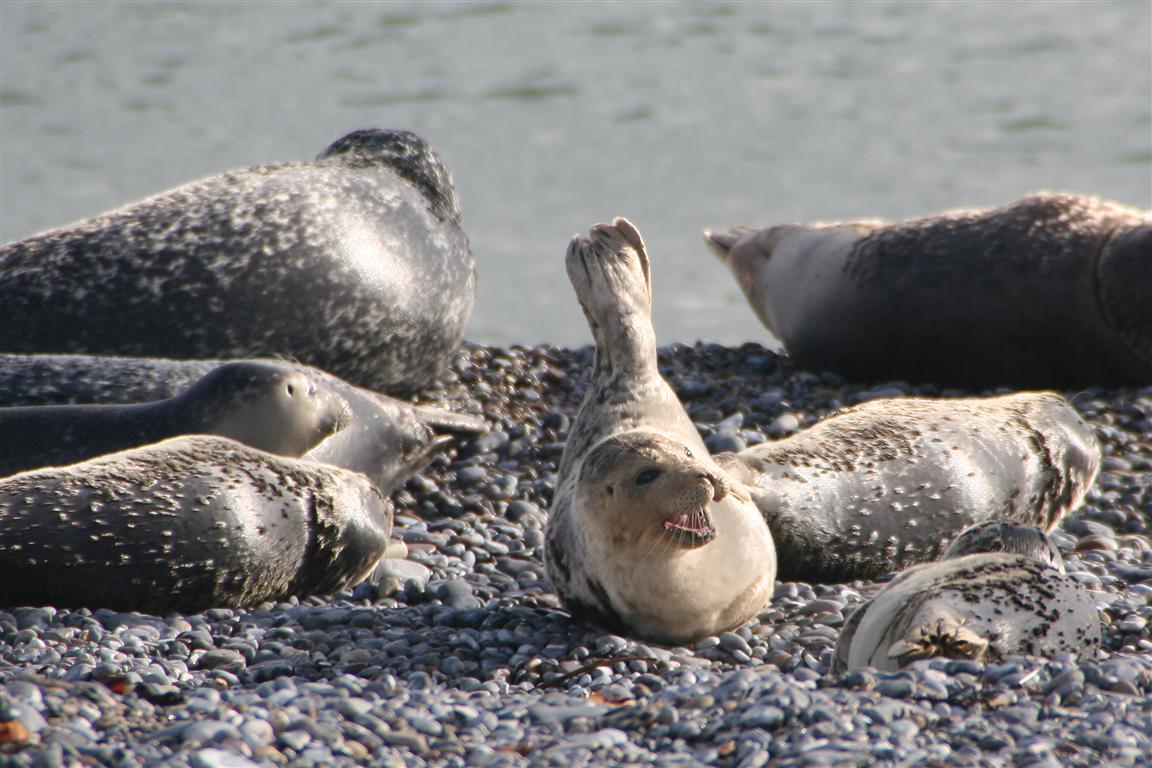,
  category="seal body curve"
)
[0,353,485,494]
[0,129,474,395]
[0,361,350,477]
[0,436,393,614]
[706,193,1152,388]
[546,219,776,645]
[719,391,1100,583]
